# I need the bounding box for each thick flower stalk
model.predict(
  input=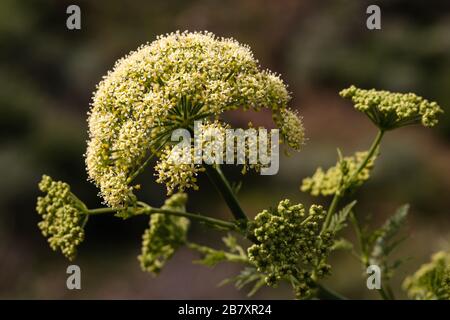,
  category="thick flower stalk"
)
[36,175,87,260]
[247,199,333,299]
[85,31,304,207]
[403,251,450,300]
